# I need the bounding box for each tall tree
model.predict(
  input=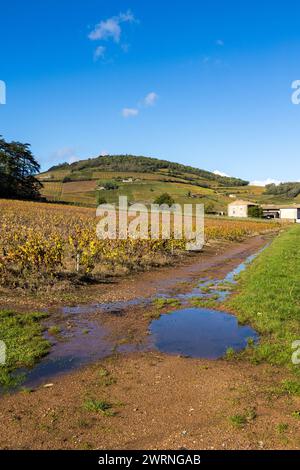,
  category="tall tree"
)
[0,136,42,199]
